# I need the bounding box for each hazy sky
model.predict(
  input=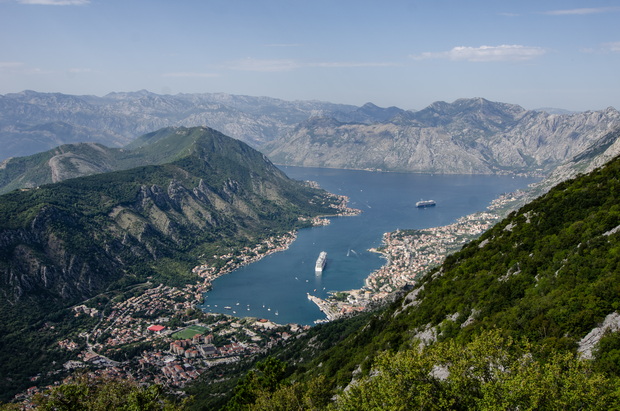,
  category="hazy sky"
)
[1,0,619,111]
